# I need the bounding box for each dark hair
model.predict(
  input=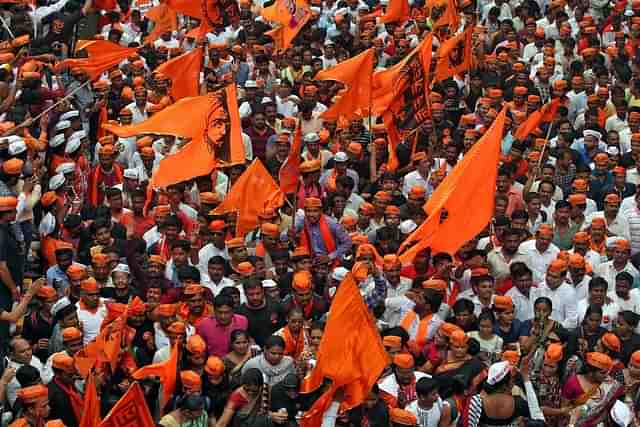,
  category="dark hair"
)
[620,310,640,328]
[416,377,439,397]
[483,370,511,394]
[381,327,410,346]
[171,239,190,252]
[16,365,40,387]
[213,294,234,308]
[534,296,553,311]
[265,335,286,350]
[510,210,529,221]
[583,304,603,324]
[91,216,112,233]
[242,277,264,292]
[588,277,608,292]
[229,329,249,351]
[208,255,227,266]
[555,200,571,210]
[336,175,355,191]
[177,265,200,282]
[478,309,496,324]
[510,262,532,279]
[242,368,264,387]
[453,298,475,315]
[310,320,325,332]
[616,271,634,287]
[179,394,205,411]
